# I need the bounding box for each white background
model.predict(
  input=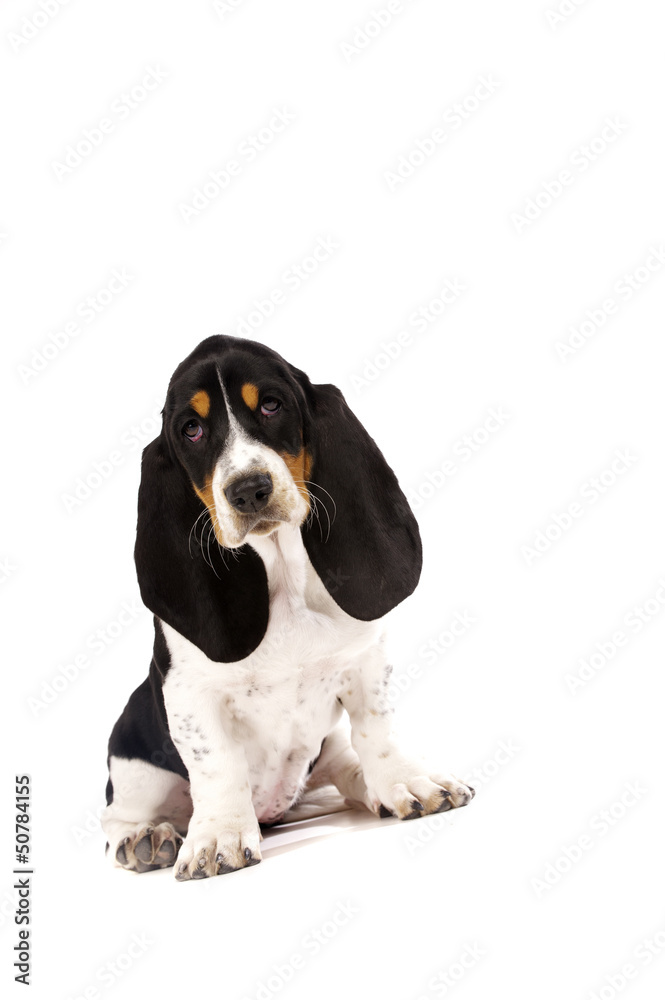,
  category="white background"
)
[2,1,664,998]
